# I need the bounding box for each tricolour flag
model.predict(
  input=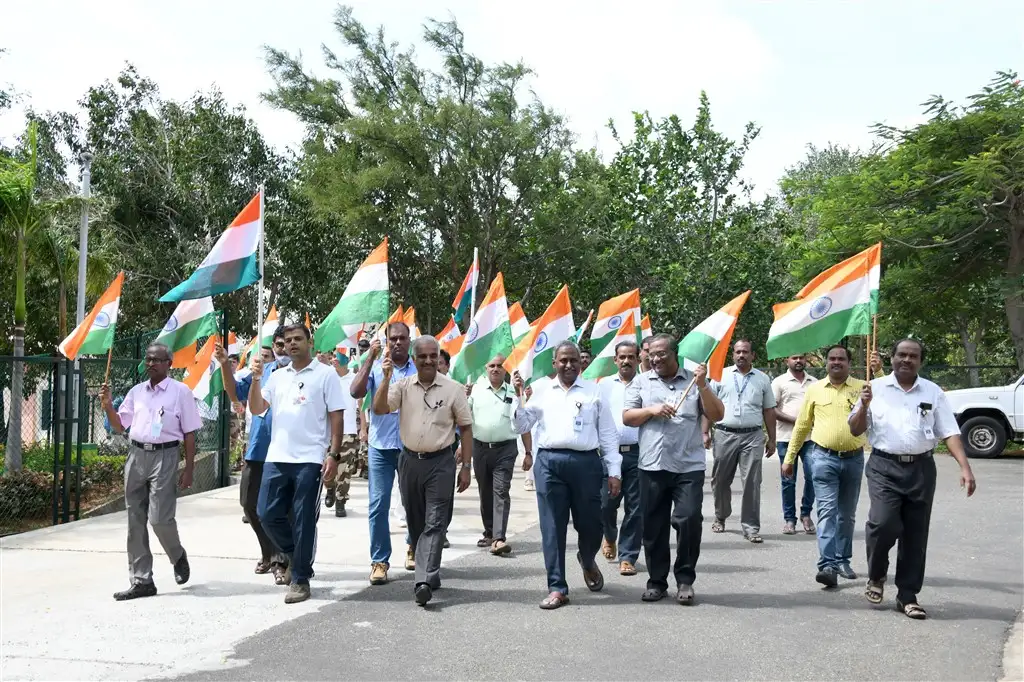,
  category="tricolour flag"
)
[678,290,751,381]
[304,312,312,332]
[766,243,881,359]
[153,297,219,368]
[451,256,479,324]
[583,313,636,381]
[503,285,575,386]
[227,332,241,356]
[58,271,124,360]
[590,289,641,357]
[436,318,464,358]
[184,335,224,407]
[160,192,262,302]
[377,306,405,342]
[315,239,390,351]
[404,307,420,340]
[451,273,513,384]
[640,314,652,340]
[259,305,280,348]
[509,302,530,343]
